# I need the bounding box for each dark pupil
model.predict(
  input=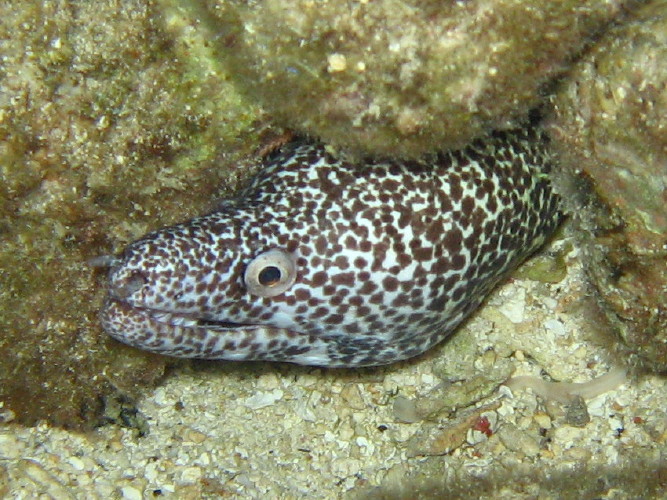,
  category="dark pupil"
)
[258,266,282,286]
